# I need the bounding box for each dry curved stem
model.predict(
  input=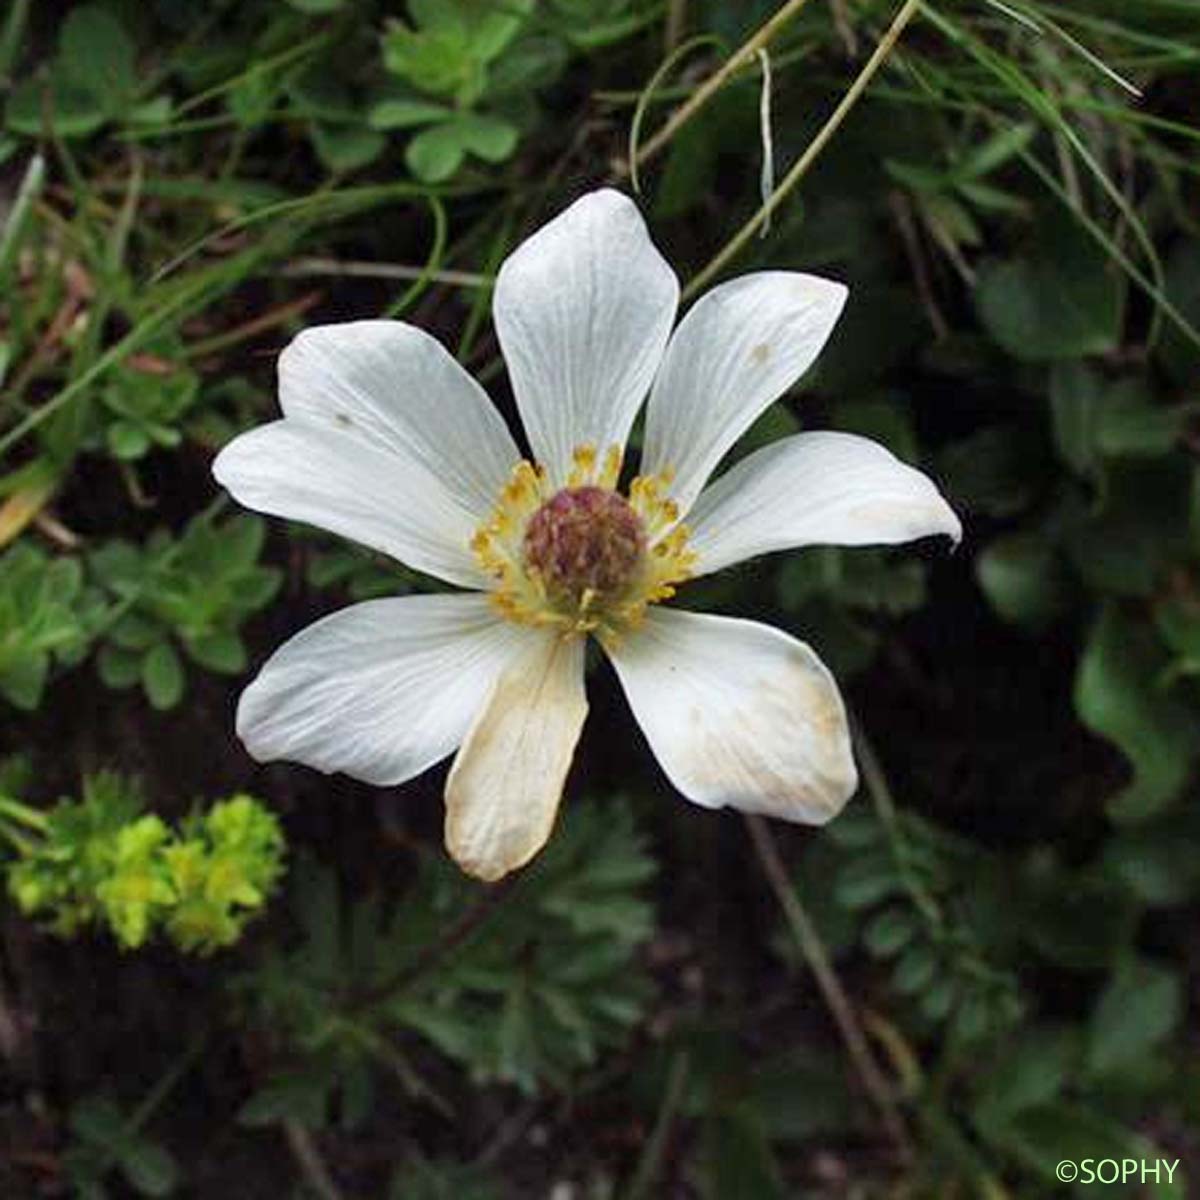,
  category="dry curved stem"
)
[685,0,923,299]
[617,0,818,178]
[744,812,913,1164]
